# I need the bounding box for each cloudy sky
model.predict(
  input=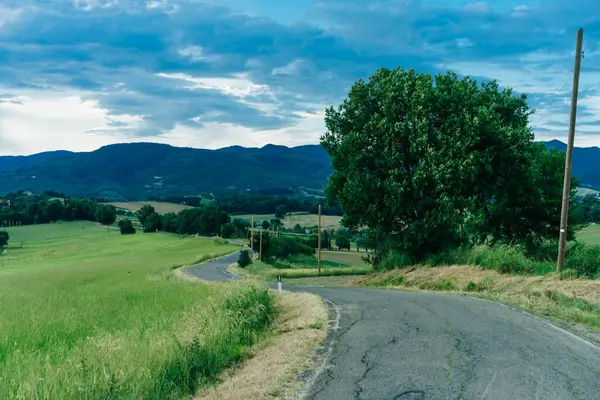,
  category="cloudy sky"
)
[0,0,599,155]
